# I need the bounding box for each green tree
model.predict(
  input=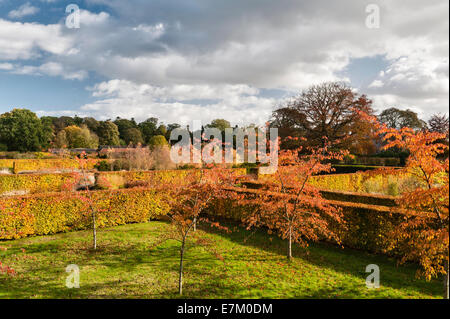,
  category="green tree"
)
[206,119,231,132]
[0,108,50,152]
[379,107,427,131]
[58,125,98,148]
[114,117,138,139]
[123,128,144,145]
[148,135,168,148]
[53,116,77,132]
[156,124,167,137]
[97,121,120,146]
[83,117,100,134]
[166,123,181,141]
[138,117,159,143]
